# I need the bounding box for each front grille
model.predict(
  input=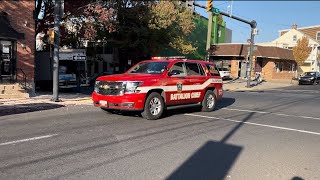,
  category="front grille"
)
[98,81,124,96]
